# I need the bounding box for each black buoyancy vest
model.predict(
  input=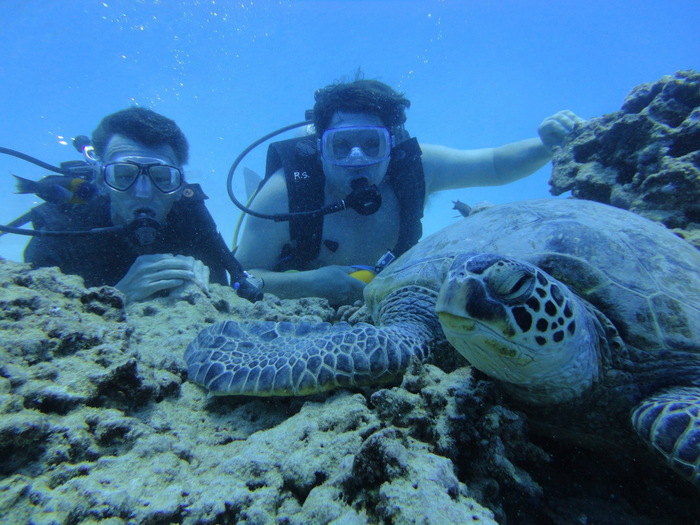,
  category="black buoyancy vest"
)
[264,135,425,271]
